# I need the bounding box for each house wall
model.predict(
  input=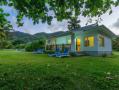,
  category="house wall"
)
[74,29,99,53]
[97,34,112,55]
